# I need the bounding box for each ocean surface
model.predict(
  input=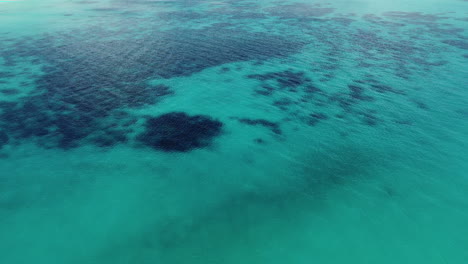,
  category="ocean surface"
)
[1,0,467,263]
